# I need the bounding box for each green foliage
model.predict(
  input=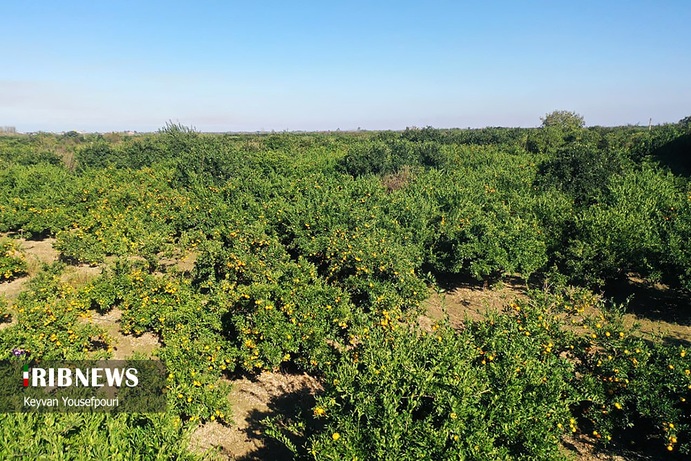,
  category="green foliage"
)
[401,157,548,281]
[76,123,200,172]
[0,135,65,167]
[562,297,691,454]
[82,262,234,423]
[2,123,691,459]
[541,110,585,130]
[158,121,200,156]
[665,182,691,290]
[271,304,575,460]
[0,295,9,324]
[552,166,690,288]
[0,413,199,460]
[192,227,359,372]
[339,140,411,177]
[53,167,183,265]
[221,262,355,372]
[337,135,451,177]
[0,238,28,281]
[0,263,111,361]
[0,163,79,235]
[76,141,123,170]
[536,143,625,205]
